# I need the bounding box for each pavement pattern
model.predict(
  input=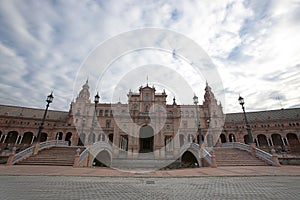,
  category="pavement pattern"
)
[0,175,299,199]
